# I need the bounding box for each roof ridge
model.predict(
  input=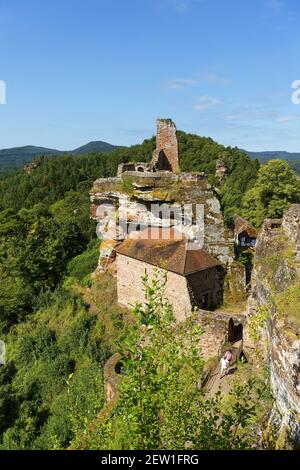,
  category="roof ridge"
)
[115,237,220,276]
[183,240,188,275]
